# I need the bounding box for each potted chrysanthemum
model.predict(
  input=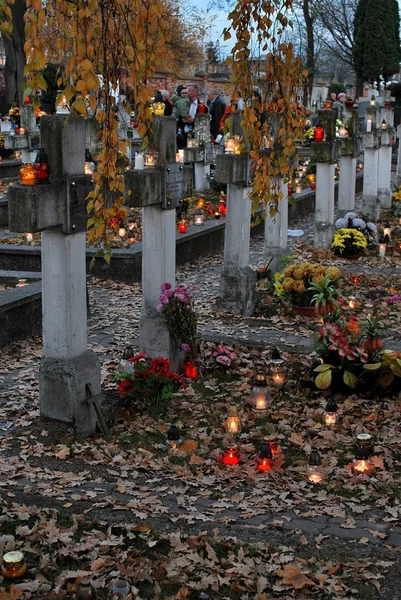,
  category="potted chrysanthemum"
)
[274,262,341,316]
